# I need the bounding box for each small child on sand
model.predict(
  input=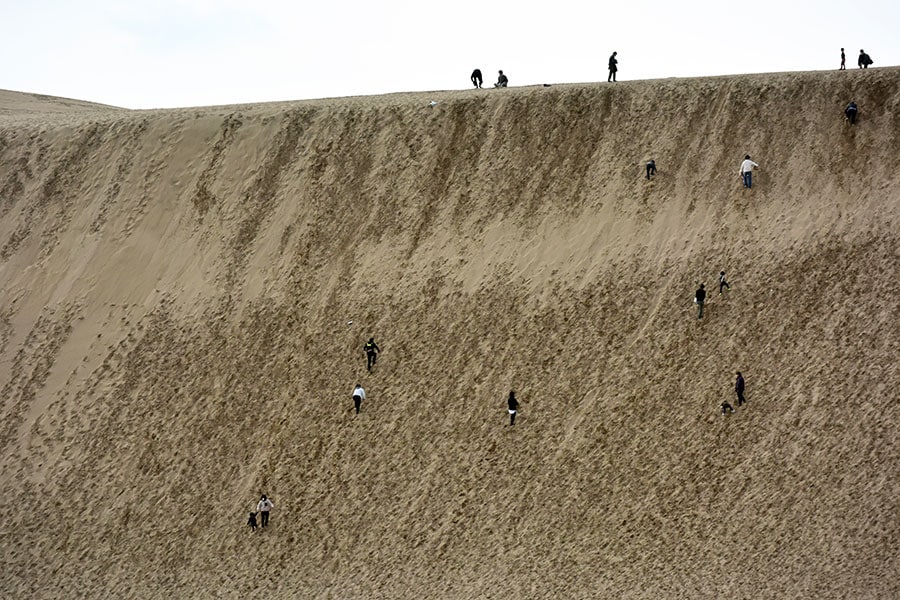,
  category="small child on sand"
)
[248,511,258,530]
